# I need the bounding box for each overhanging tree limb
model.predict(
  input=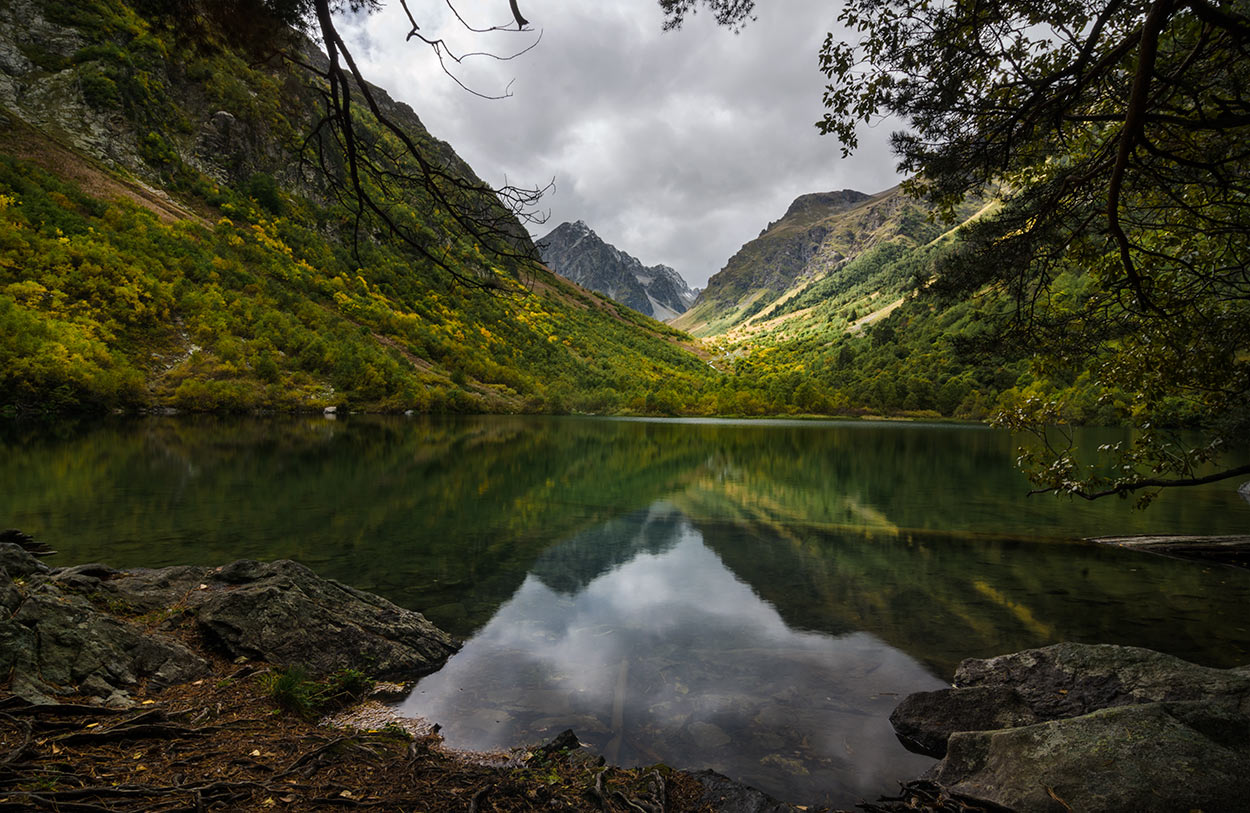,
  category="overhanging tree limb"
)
[666,0,1250,502]
[1031,463,1250,500]
[290,0,550,289]
[1106,0,1178,313]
